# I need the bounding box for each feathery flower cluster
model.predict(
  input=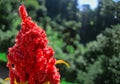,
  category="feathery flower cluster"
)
[7,5,60,84]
